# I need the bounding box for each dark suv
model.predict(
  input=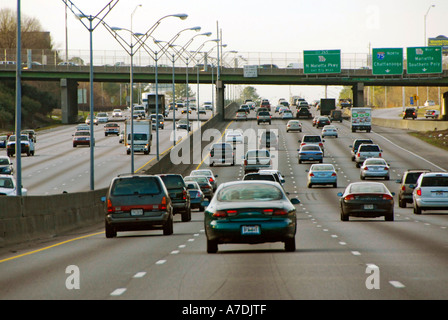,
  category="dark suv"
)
[403,107,417,120]
[349,139,373,161]
[104,174,173,238]
[296,107,312,119]
[158,174,191,222]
